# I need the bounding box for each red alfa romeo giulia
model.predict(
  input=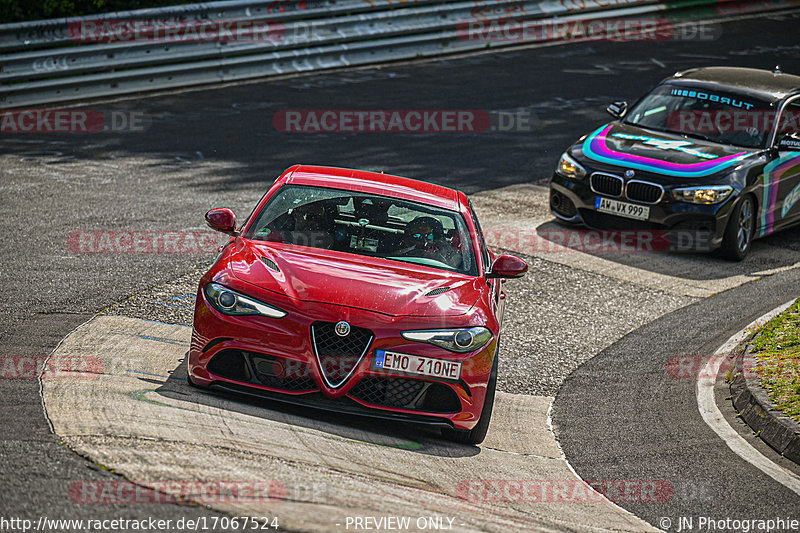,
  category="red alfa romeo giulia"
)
[188,165,527,444]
